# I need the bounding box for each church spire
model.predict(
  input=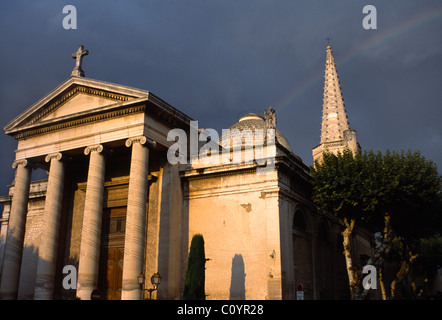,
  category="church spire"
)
[320,45,350,143]
[312,45,360,165]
